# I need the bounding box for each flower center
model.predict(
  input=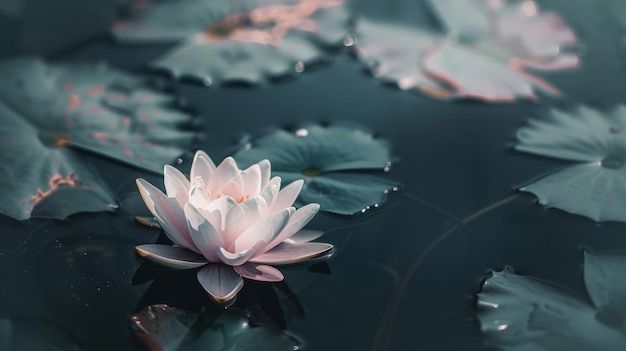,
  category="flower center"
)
[601,155,624,170]
[208,190,250,203]
[302,168,321,176]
